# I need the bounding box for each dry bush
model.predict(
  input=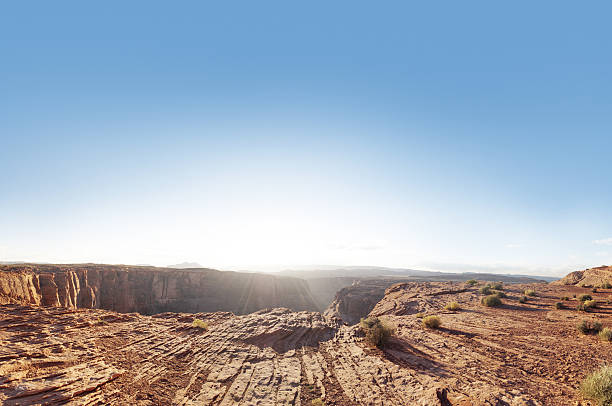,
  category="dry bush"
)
[524,289,537,297]
[481,294,502,307]
[580,364,612,406]
[519,296,528,304]
[466,279,478,286]
[444,302,461,311]
[599,328,612,342]
[479,286,492,295]
[311,399,325,406]
[192,319,209,329]
[360,317,395,348]
[422,315,441,329]
[555,302,565,309]
[601,282,612,289]
[577,320,603,335]
[490,282,504,290]
[579,294,593,302]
